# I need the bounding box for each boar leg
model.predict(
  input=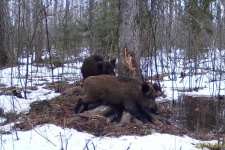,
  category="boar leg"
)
[123,101,147,123]
[123,100,138,117]
[143,109,162,125]
[124,101,156,123]
[75,95,102,114]
[74,95,90,114]
[75,98,84,114]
